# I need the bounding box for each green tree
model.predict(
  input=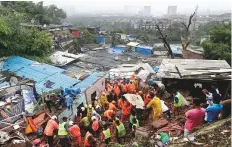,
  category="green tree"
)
[202,23,231,64]
[0,1,66,25]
